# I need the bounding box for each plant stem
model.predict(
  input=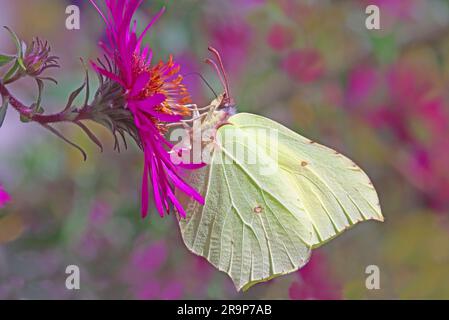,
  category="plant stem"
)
[0,81,90,124]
